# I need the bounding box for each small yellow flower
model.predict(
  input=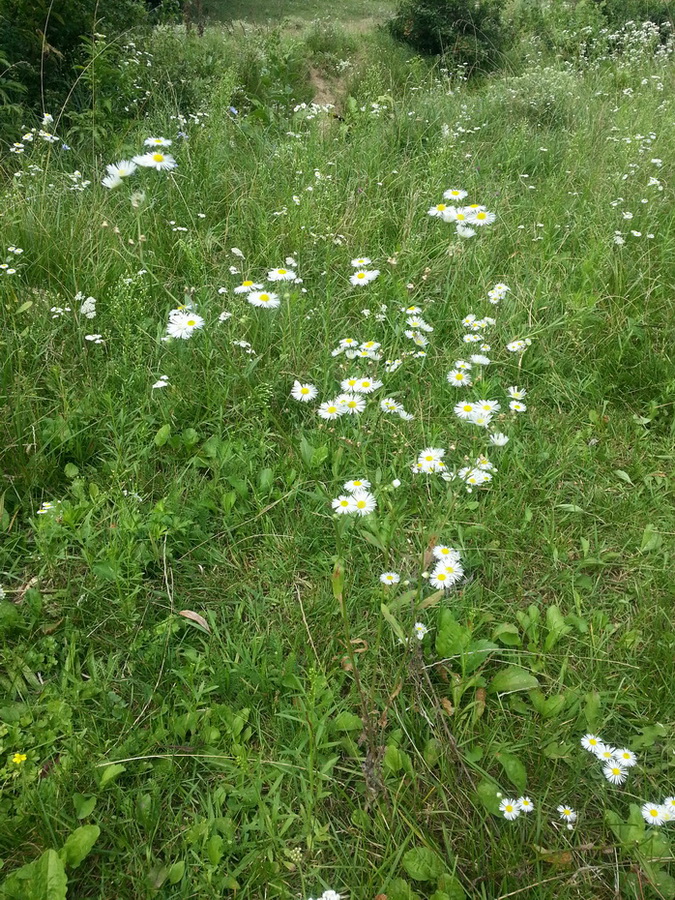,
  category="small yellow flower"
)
[11,752,27,765]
